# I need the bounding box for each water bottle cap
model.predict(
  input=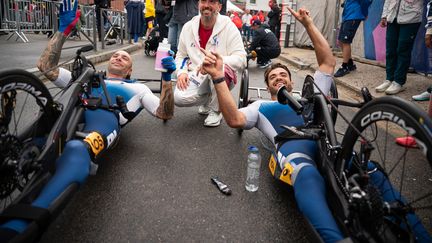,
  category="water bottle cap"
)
[248,146,258,152]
